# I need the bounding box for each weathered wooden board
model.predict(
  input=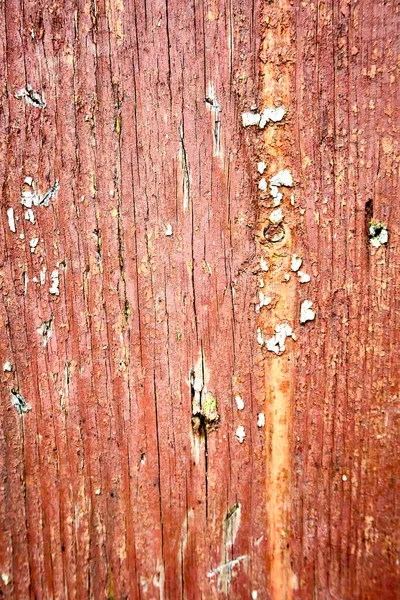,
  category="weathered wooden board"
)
[0,0,398,598]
